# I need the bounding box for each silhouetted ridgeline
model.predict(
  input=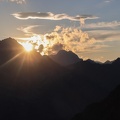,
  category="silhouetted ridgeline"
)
[49,50,82,66]
[0,38,120,120]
